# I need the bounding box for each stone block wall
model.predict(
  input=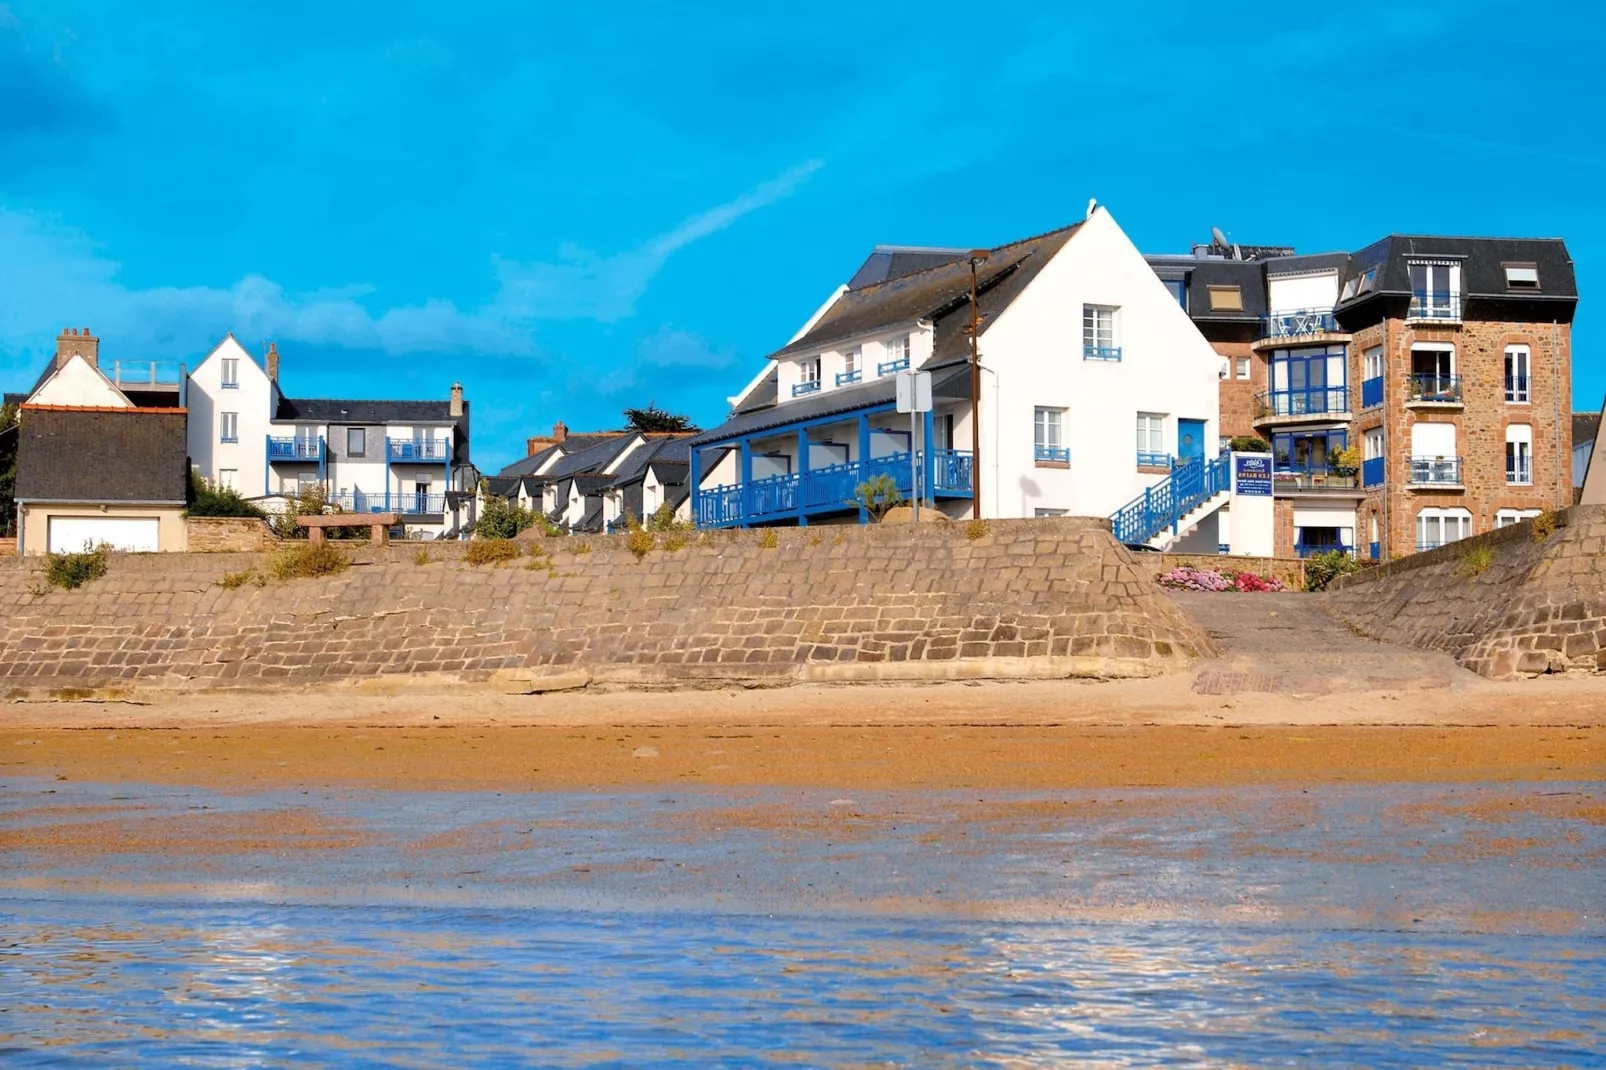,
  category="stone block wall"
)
[1137,553,1308,591]
[1326,505,1606,678]
[0,518,1214,693]
[185,517,279,552]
